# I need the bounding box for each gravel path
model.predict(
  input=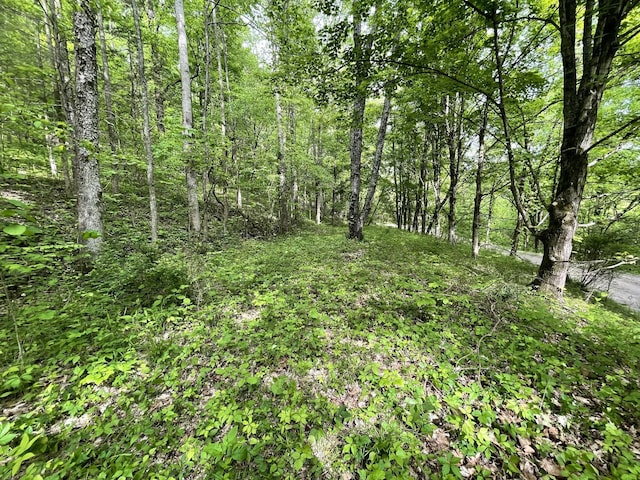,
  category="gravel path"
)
[511,250,640,312]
